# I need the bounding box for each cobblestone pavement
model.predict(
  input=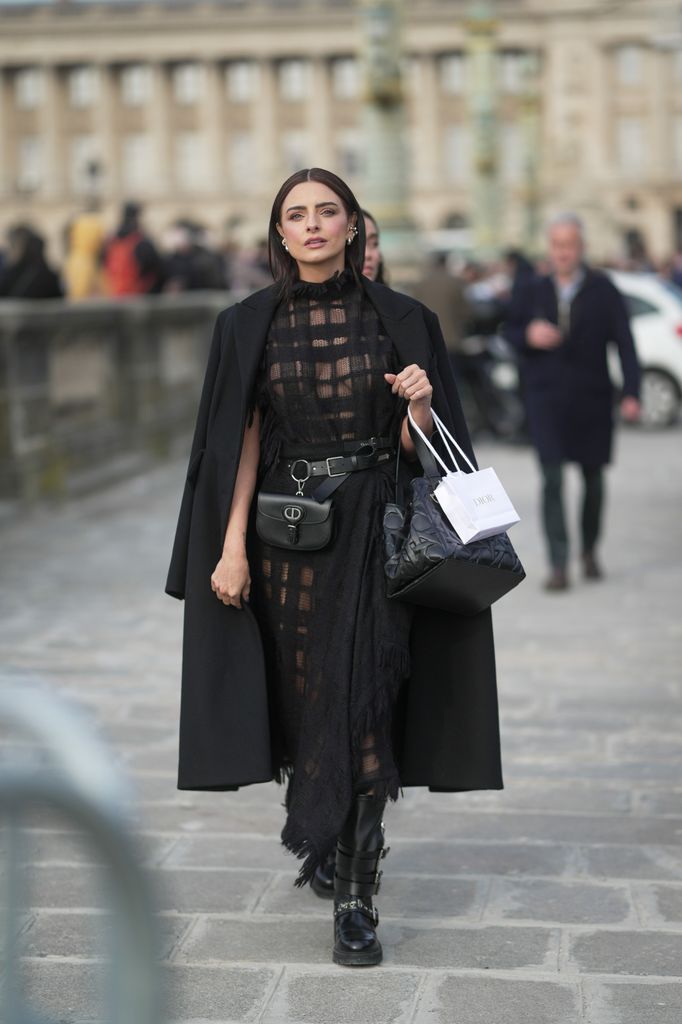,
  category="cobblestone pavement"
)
[1,425,681,1024]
